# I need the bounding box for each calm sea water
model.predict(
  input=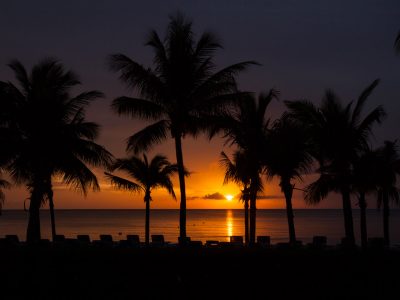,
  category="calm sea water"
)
[1,209,399,245]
